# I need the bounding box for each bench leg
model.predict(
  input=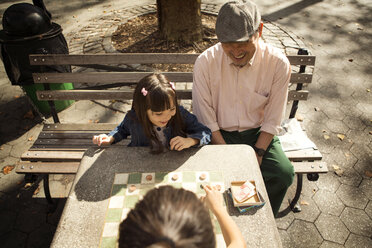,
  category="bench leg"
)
[43,174,54,205]
[289,174,303,213]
